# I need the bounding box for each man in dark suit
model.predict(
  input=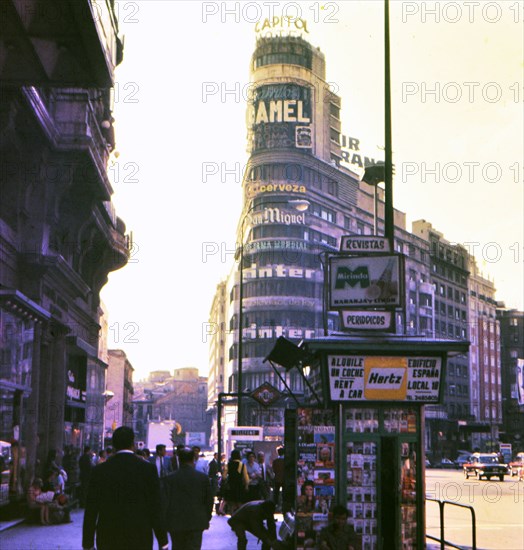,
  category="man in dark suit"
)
[82,427,168,550]
[150,444,173,478]
[163,447,213,549]
[170,444,185,471]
